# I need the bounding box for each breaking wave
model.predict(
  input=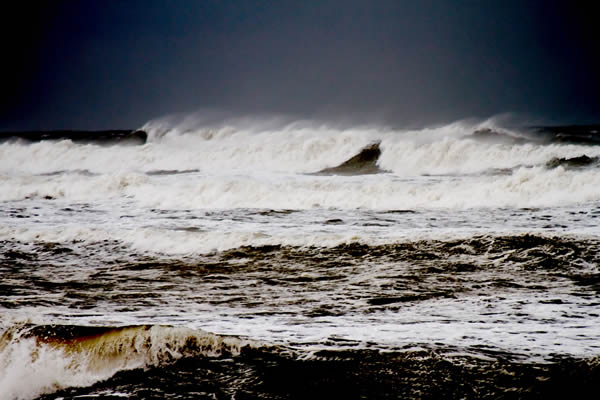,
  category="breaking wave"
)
[1,115,600,210]
[0,324,260,400]
[2,163,600,209]
[1,116,598,176]
[2,321,600,400]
